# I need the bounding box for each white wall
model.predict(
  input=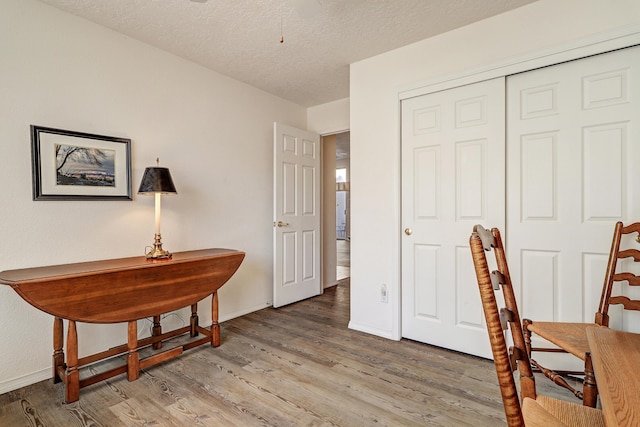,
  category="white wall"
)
[0,0,306,392]
[308,98,350,135]
[349,0,640,339]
